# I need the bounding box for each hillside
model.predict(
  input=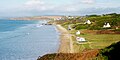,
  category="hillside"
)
[97,41,120,60]
[38,41,120,60]
[55,13,120,34]
[37,13,120,60]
